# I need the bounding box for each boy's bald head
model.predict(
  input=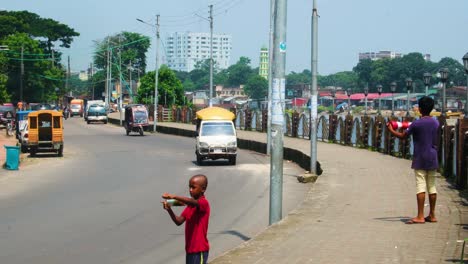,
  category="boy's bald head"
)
[190,174,208,189]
